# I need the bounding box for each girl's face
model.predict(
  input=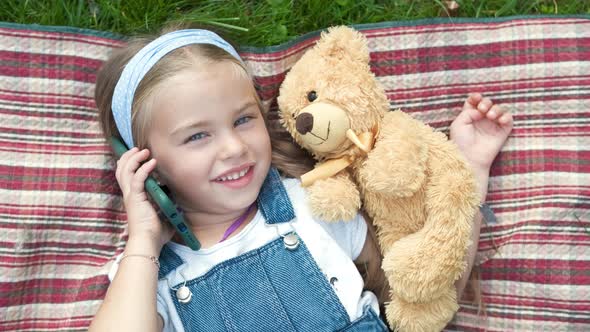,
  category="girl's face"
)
[146,61,272,216]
